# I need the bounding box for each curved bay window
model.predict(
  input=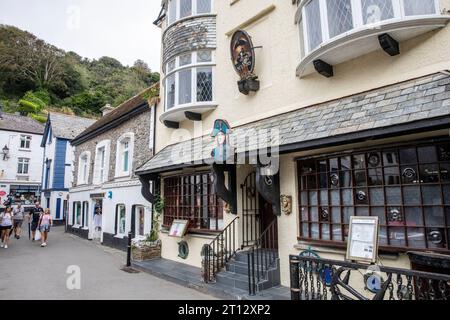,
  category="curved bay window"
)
[167,0,213,26]
[297,140,450,253]
[165,50,214,111]
[164,172,224,232]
